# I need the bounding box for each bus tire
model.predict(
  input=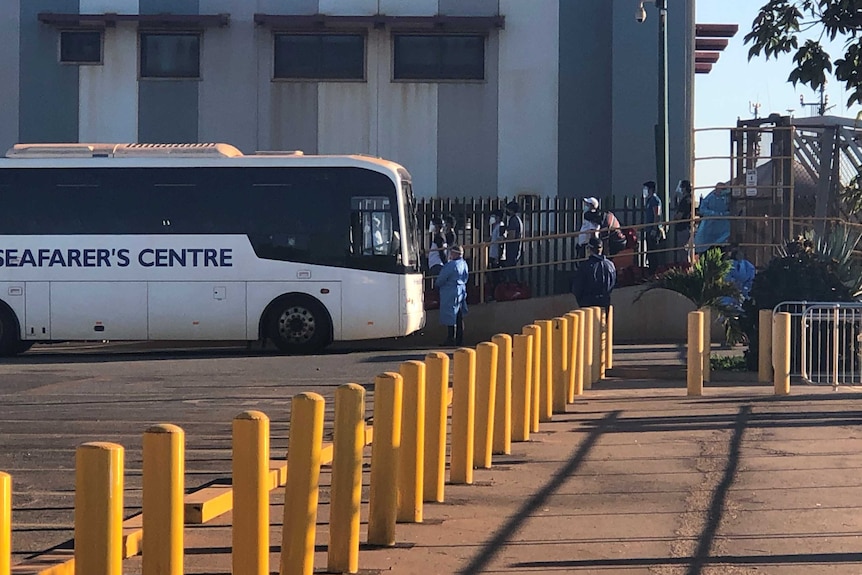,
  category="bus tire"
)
[0,305,25,357]
[266,296,331,354]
